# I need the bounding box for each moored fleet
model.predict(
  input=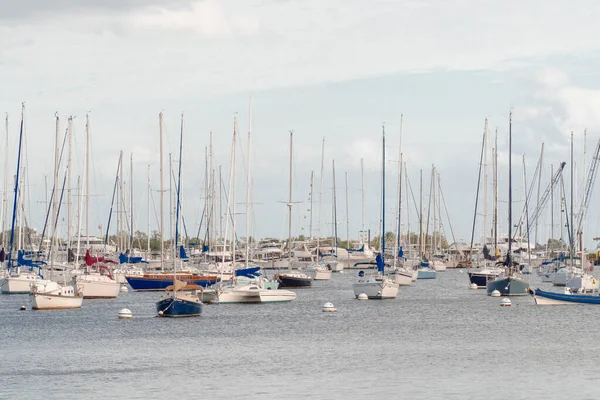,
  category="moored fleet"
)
[1,105,599,316]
